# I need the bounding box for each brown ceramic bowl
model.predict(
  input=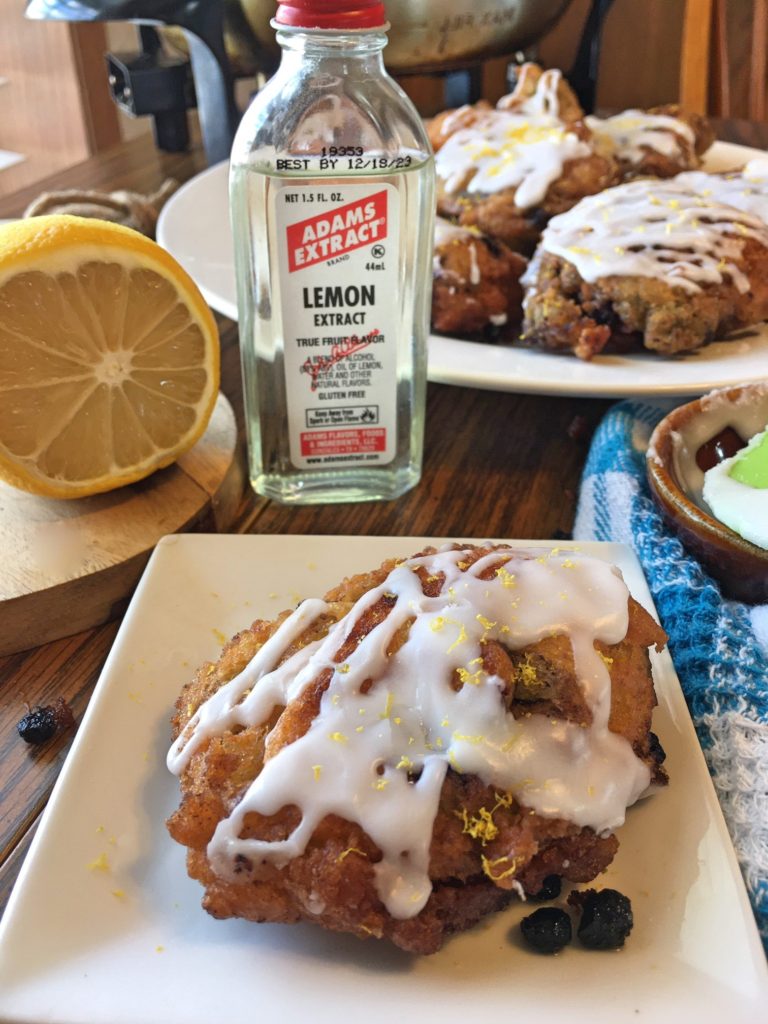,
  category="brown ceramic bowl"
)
[646,382,768,603]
